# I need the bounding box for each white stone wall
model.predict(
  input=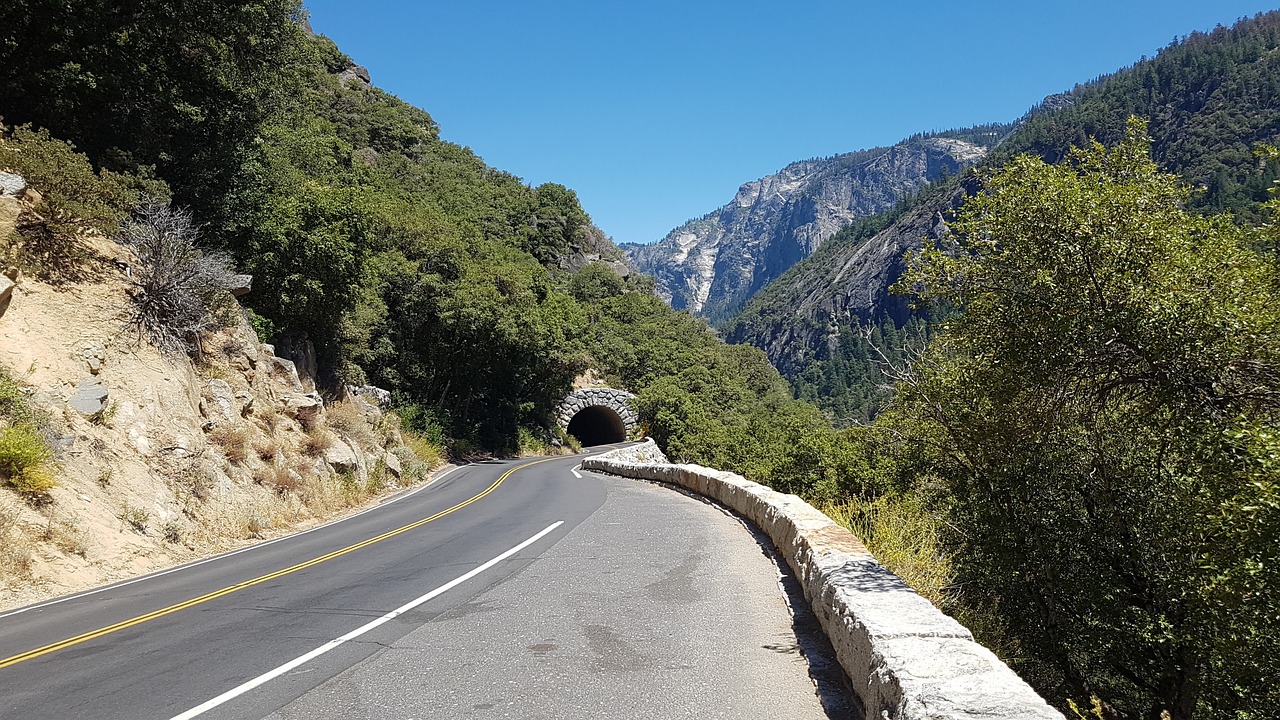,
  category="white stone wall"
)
[583,440,1064,720]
